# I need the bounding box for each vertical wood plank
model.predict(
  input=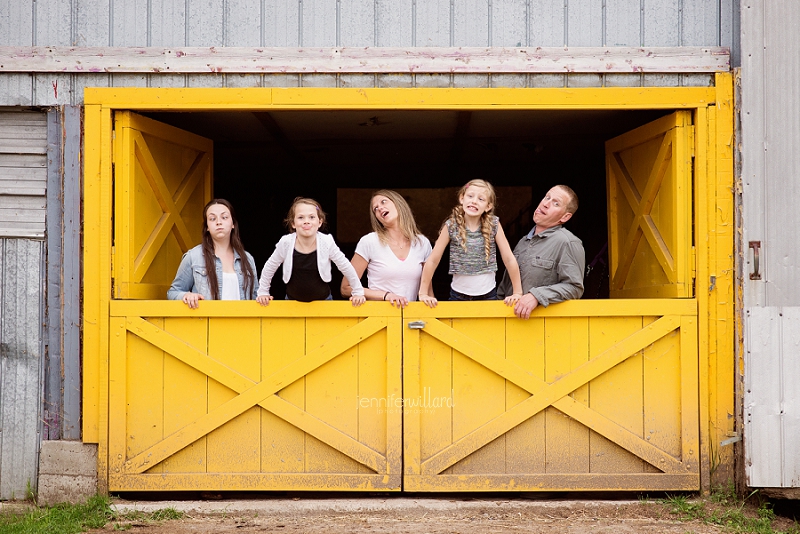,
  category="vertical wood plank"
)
[419,319,453,470]
[124,318,165,473]
[304,317,361,473]
[403,321,422,476]
[588,316,644,473]
[162,317,208,474]
[375,0,412,46]
[357,320,388,474]
[680,315,700,474]
[643,315,682,473]
[261,317,306,474]
[505,317,545,473]
[544,317,590,474]
[454,0,488,46]
[207,317,262,473]
[107,318,128,485]
[450,317,505,474]
[340,0,374,46]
